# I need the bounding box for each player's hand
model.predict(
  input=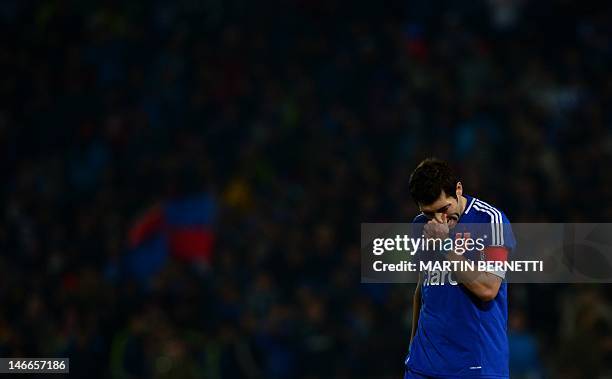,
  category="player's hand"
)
[423,214,450,239]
